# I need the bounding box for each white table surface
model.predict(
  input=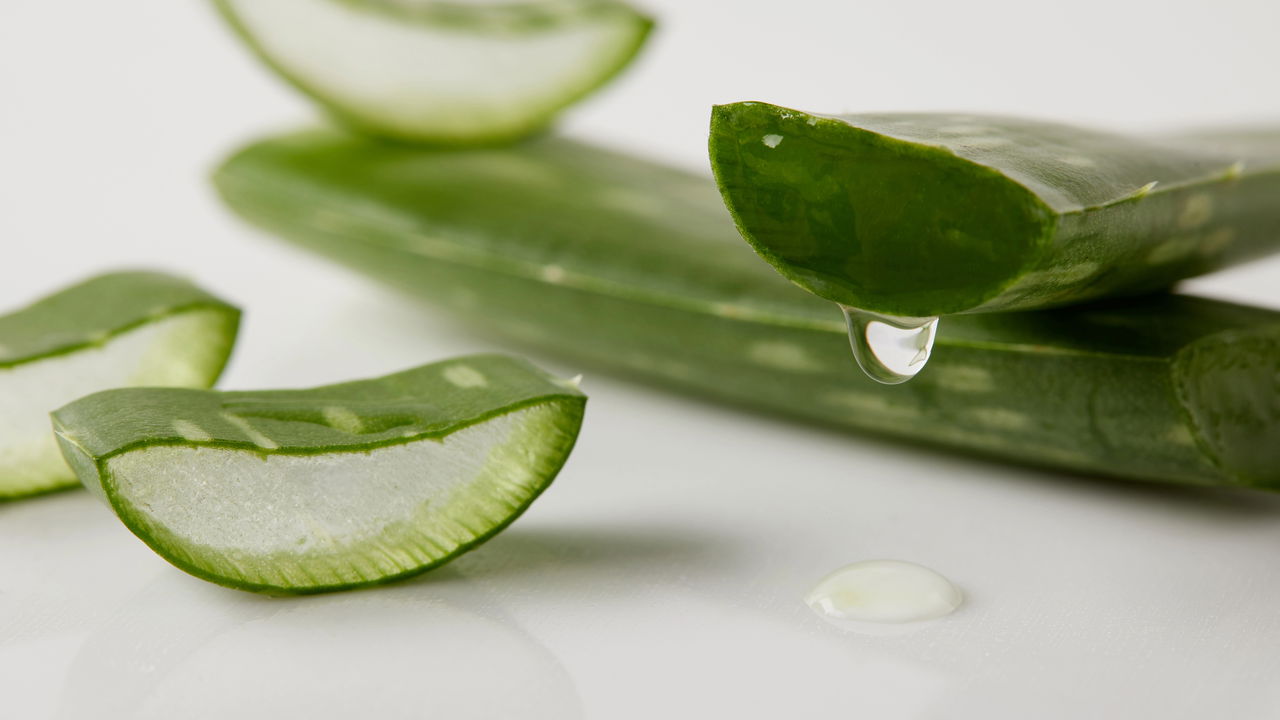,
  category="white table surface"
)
[4,1,1280,717]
